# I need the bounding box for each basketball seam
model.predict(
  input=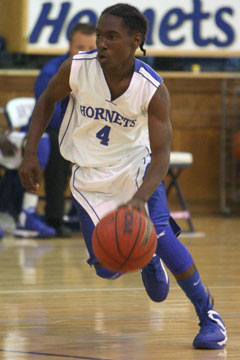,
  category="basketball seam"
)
[130,223,157,261]
[118,210,142,271]
[126,235,157,262]
[115,208,125,260]
[94,225,121,266]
